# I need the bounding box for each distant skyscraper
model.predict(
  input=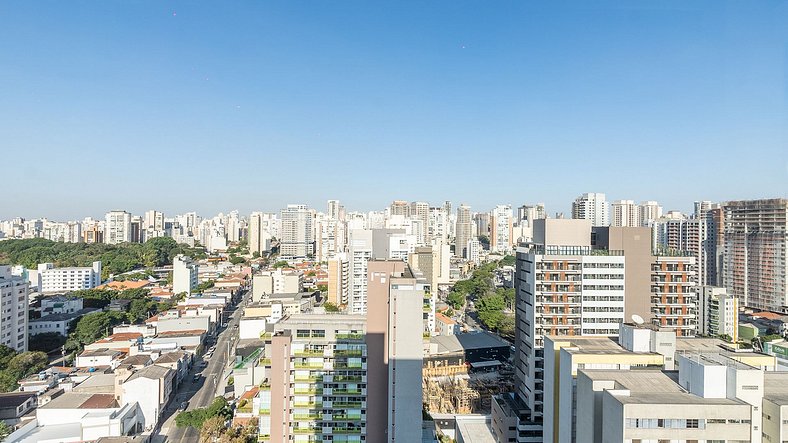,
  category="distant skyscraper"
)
[389,200,409,217]
[490,204,514,253]
[455,204,472,258]
[279,204,314,258]
[327,199,342,220]
[639,200,663,226]
[611,200,639,227]
[722,199,788,312]
[248,212,273,255]
[104,210,132,244]
[571,192,609,226]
